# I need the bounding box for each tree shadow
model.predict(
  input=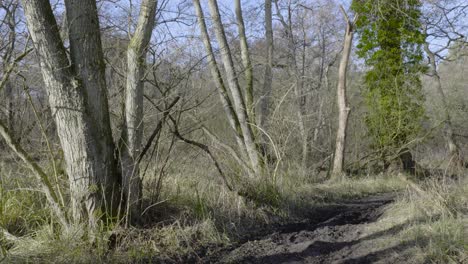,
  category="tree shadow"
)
[342,238,427,264]
[234,217,427,264]
[271,196,395,237]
